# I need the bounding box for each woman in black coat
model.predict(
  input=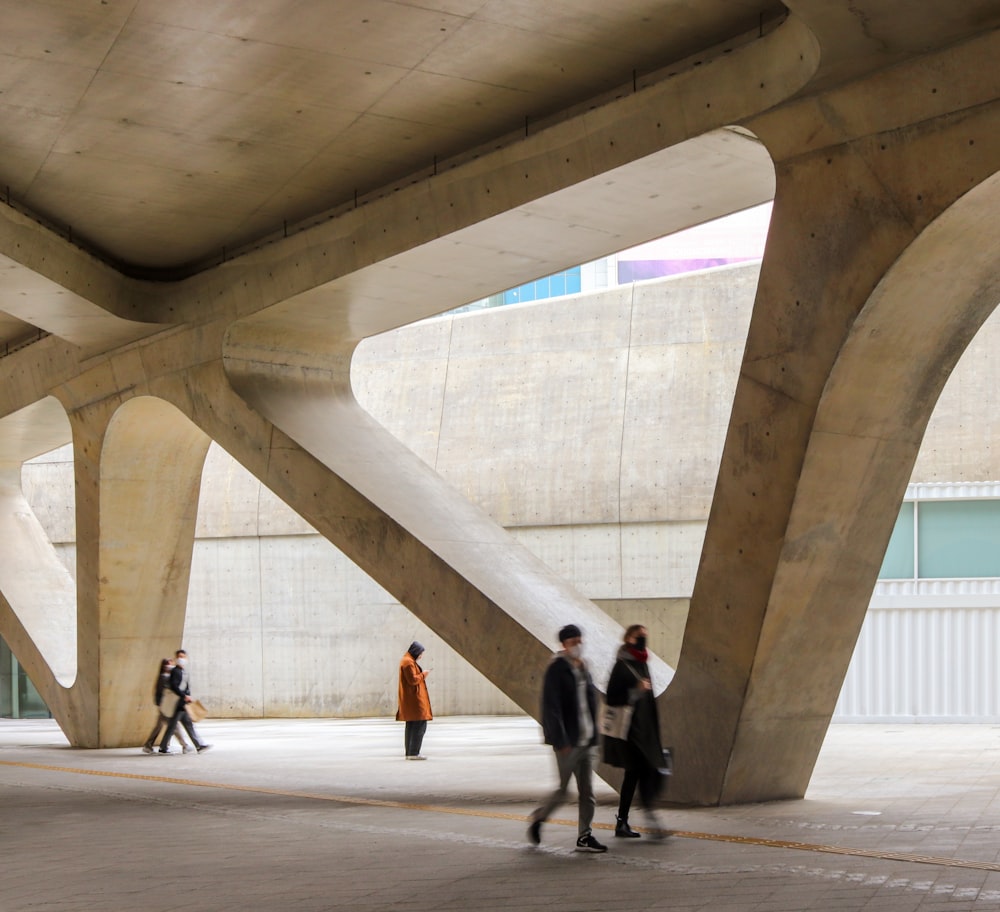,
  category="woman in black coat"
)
[603,624,667,838]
